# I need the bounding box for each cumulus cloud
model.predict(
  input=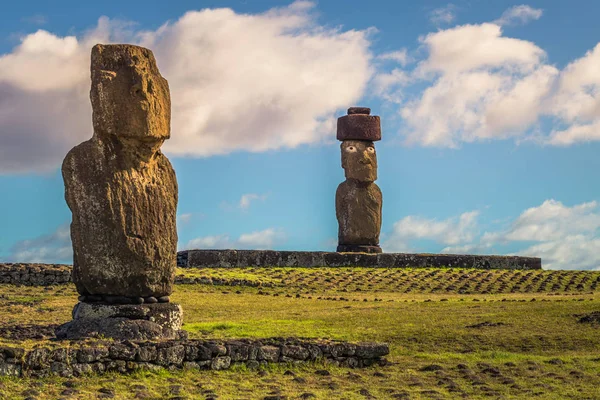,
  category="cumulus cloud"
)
[7,224,72,263]
[183,227,285,250]
[494,5,543,26]
[0,1,374,174]
[184,234,233,250]
[399,22,558,147]
[391,200,600,270]
[382,211,479,252]
[386,7,600,148]
[545,43,600,145]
